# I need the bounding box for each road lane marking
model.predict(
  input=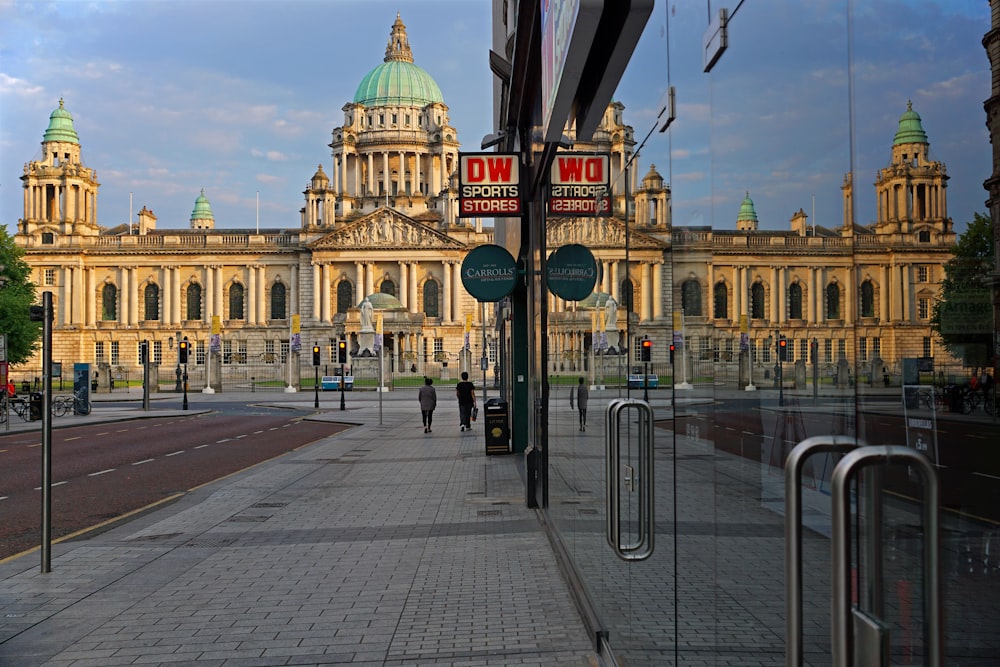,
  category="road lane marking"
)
[0,496,8,501]
[166,451,184,457]
[115,429,129,433]
[89,469,115,476]
[96,432,110,436]
[253,430,264,435]
[136,426,148,430]
[28,443,41,448]
[973,471,1000,481]
[63,436,82,441]
[132,459,154,466]
[194,444,209,449]
[235,434,247,439]
[216,439,231,443]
